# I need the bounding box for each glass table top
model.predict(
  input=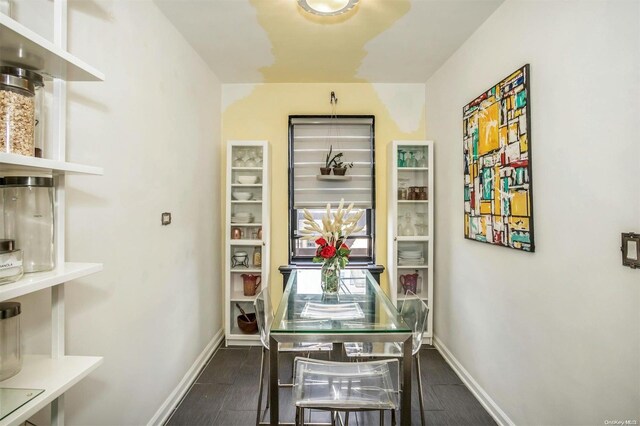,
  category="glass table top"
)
[272,269,410,334]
